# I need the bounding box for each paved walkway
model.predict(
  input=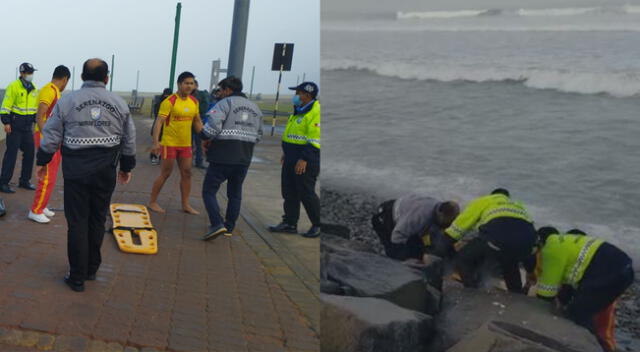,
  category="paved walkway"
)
[0,116,319,351]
